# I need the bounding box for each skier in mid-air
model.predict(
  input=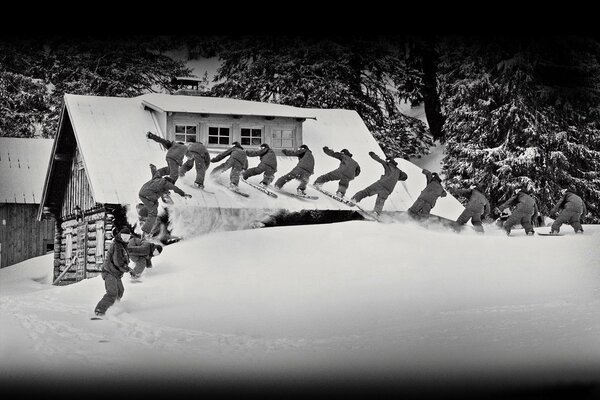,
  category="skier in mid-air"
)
[138,175,191,238]
[350,152,407,215]
[147,131,189,183]
[313,146,361,198]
